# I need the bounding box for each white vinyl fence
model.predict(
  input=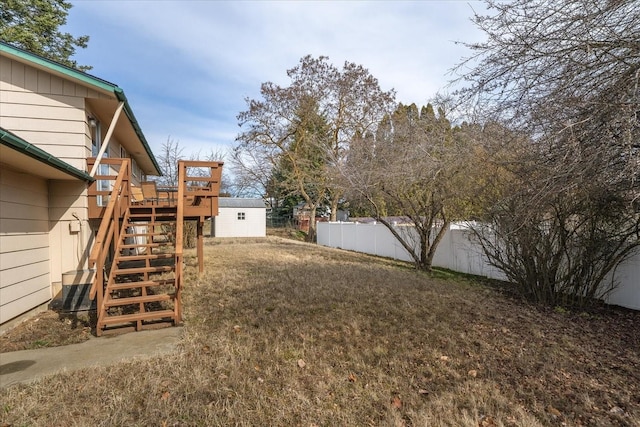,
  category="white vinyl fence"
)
[317,221,640,311]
